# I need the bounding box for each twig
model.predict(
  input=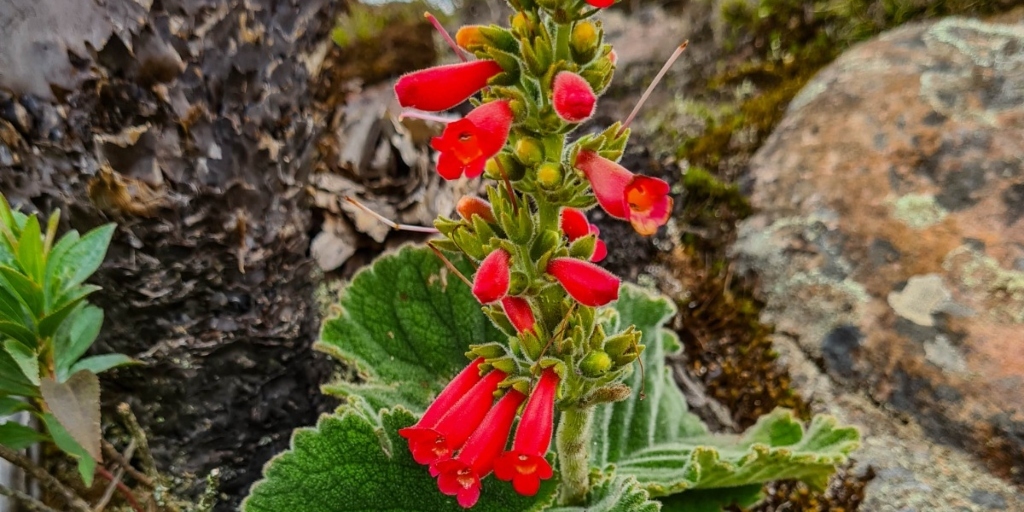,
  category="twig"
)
[94,439,136,511]
[428,241,473,288]
[0,482,62,512]
[343,196,440,233]
[0,445,92,512]
[95,466,143,512]
[102,440,153,488]
[116,404,157,480]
